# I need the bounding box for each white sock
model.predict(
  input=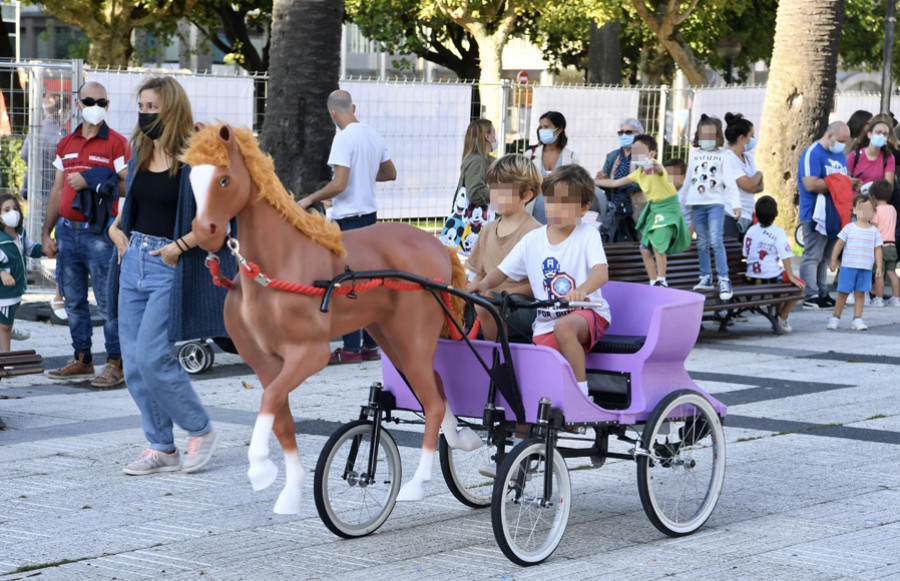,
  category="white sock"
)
[657,277,666,284]
[249,414,275,459]
[649,278,657,285]
[414,449,435,482]
[577,381,589,397]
